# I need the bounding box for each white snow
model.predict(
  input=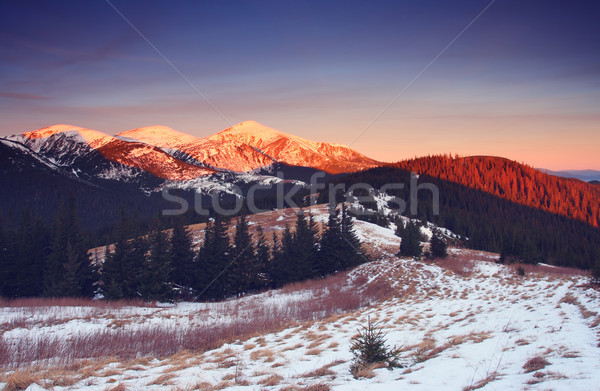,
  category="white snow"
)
[1,208,599,390]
